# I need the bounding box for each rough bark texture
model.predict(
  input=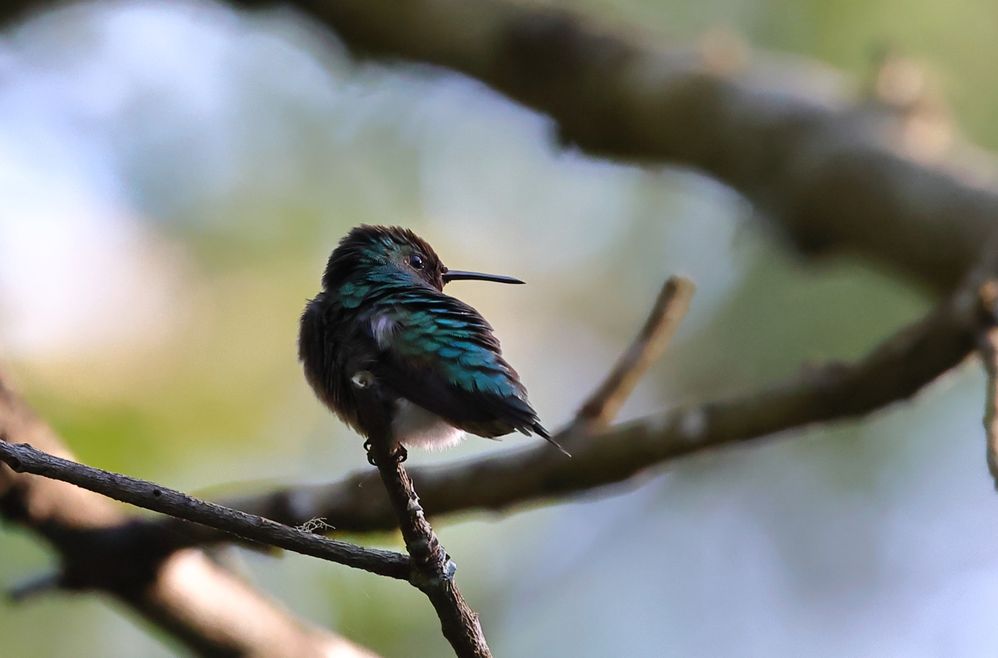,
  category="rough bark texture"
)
[0,440,411,579]
[356,384,492,658]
